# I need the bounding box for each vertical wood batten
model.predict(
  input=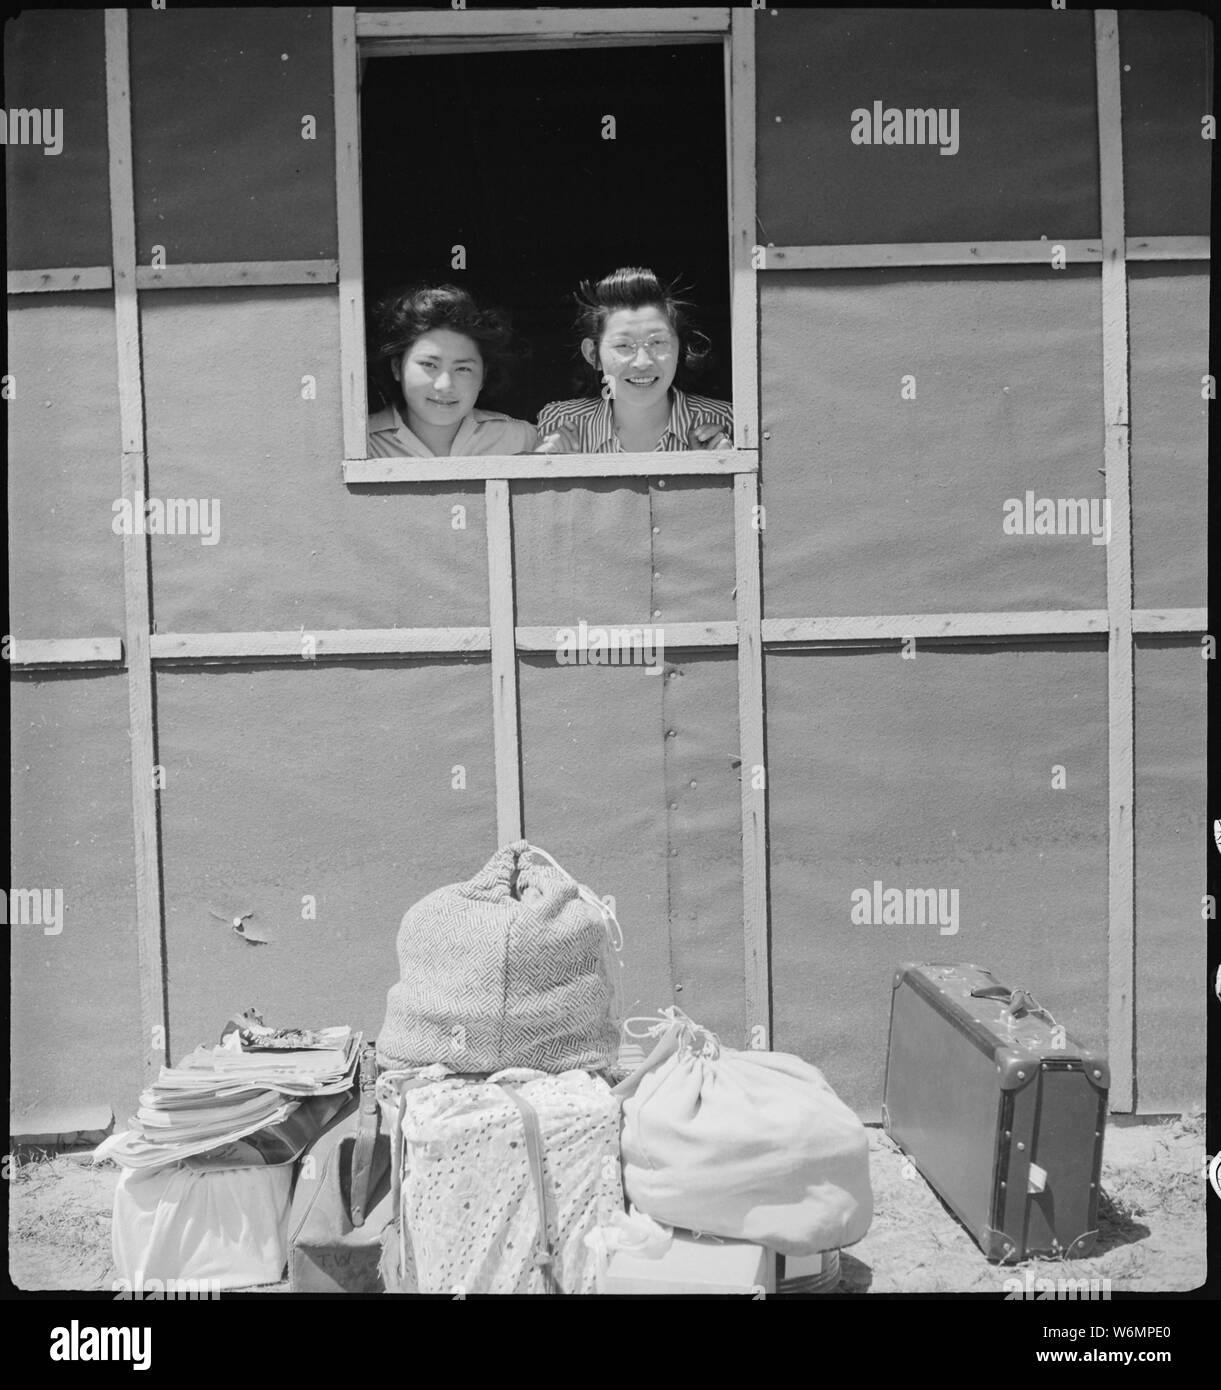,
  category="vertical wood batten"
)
[727,9,759,452]
[729,10,770,1043]
[333,7,367,459]
[1095,10,1136,1111]
[105,9,168,1076]
[486,480,523,843]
